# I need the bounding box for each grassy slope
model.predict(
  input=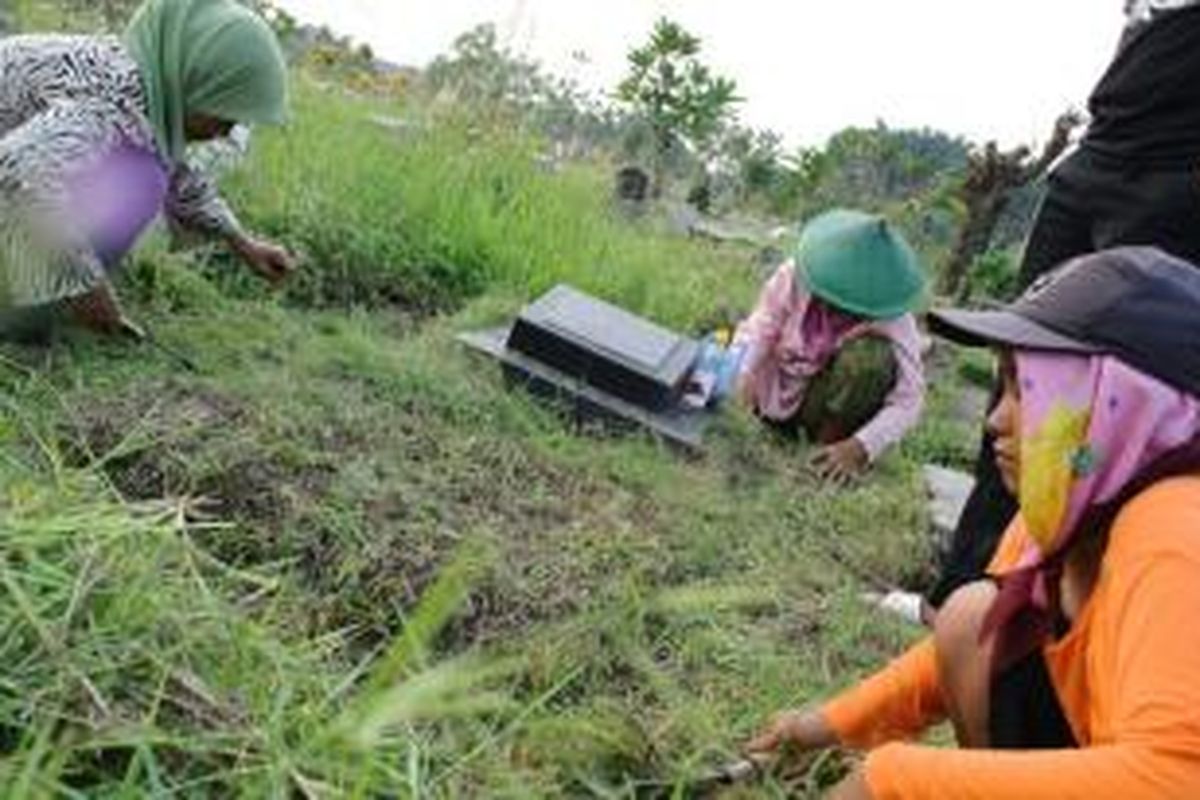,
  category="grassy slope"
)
[0,80,978,797]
